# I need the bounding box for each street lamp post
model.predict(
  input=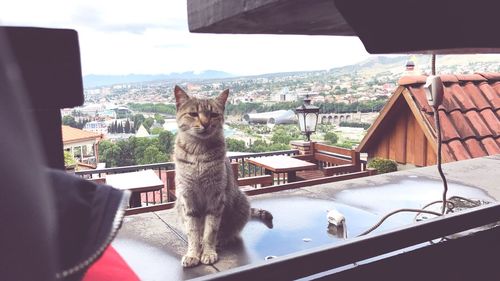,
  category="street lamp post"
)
[295,94,320,141]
